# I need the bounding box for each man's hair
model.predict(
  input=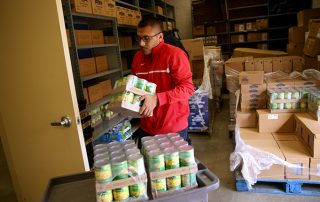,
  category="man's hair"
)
[137,16,162,31]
